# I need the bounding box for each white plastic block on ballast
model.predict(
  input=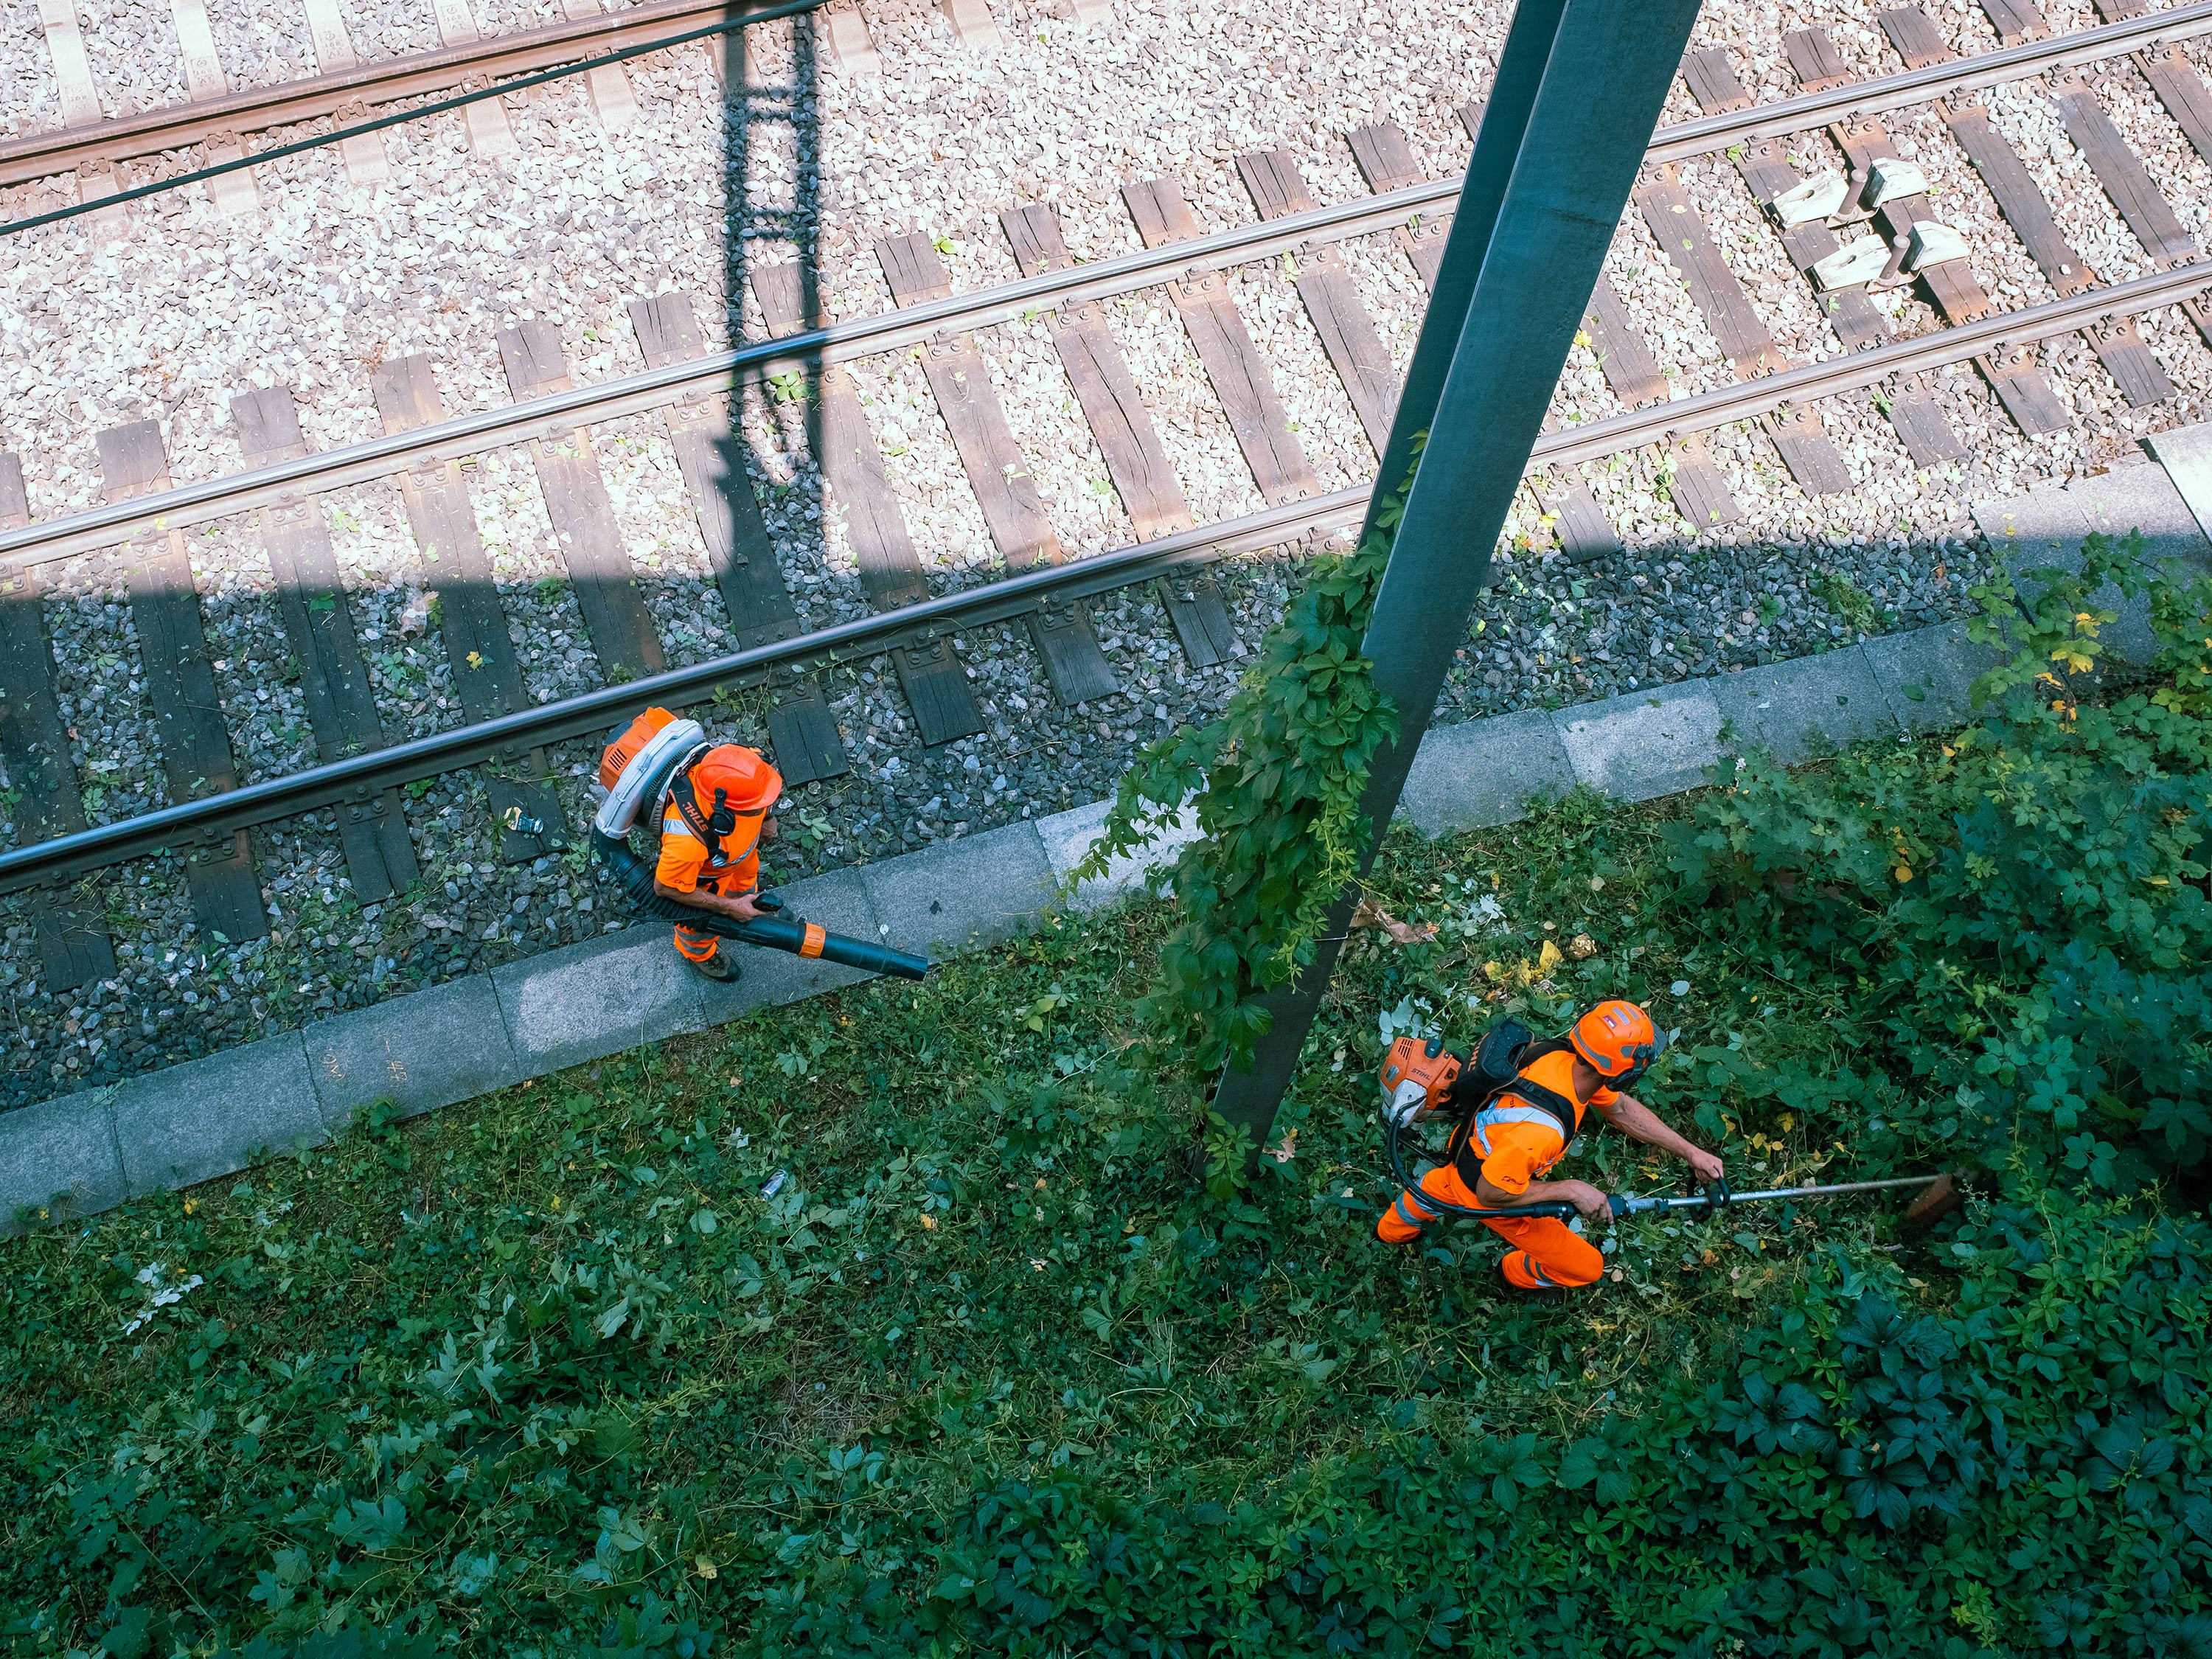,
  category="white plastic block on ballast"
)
[1905,221,1970,272]
[1860,157,1930,210]
[1812,235,1892,291]
[1768,170,1848,229]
